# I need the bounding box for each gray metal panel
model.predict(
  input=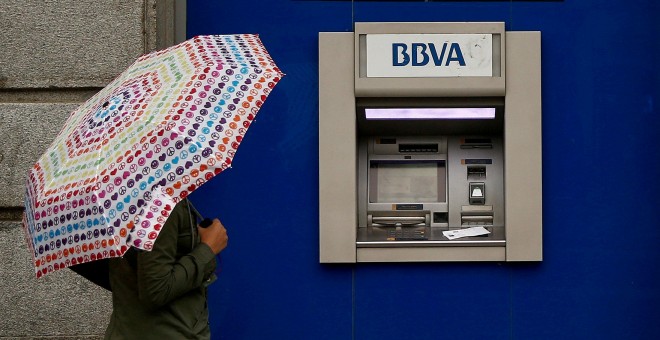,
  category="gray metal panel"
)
[354,22,505,97]
[504,32,543,261]
[357,246,505,262]
[319,33,357,263]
